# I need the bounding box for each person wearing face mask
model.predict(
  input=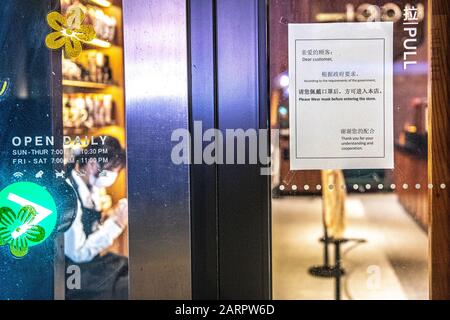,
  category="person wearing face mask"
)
[64,136,128,300]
